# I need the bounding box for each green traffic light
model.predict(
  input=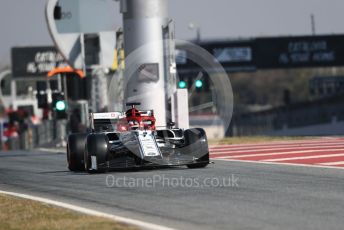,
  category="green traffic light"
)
[195,79,203,88]
[56,100,66,111]
[178,80,187,89]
